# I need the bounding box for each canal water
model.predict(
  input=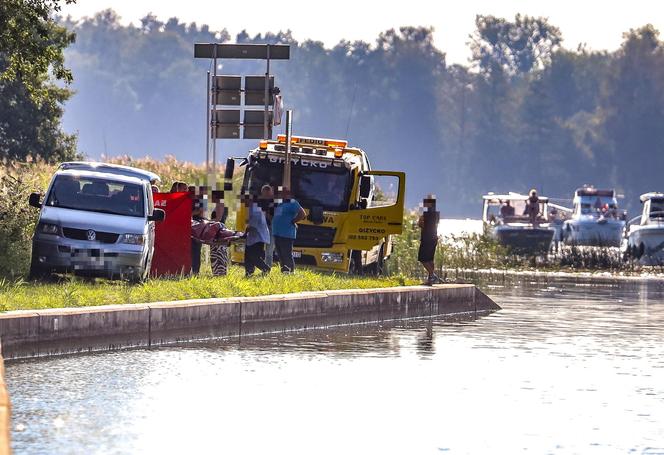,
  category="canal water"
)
[5,278,664,454]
